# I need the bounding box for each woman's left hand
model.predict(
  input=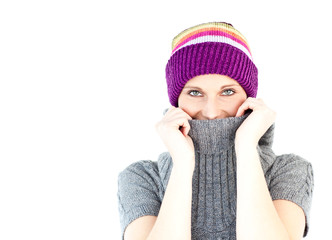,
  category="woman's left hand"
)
[235,98,276,146]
